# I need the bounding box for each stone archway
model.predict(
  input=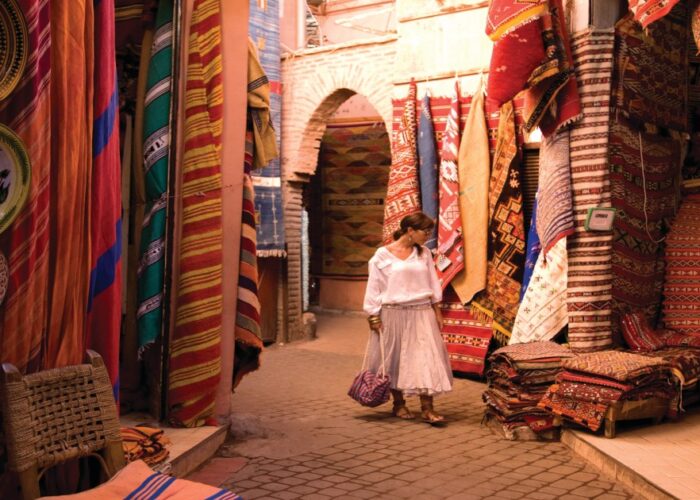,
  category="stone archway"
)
[280,37,397,340]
